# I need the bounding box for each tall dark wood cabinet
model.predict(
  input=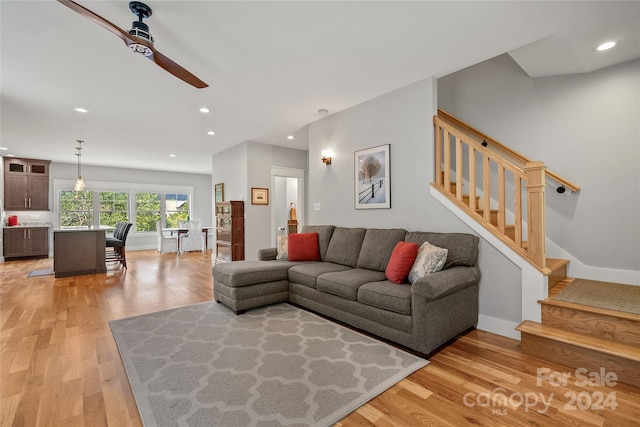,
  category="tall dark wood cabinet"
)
[215,201,244,263]
[4,157,50,210]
